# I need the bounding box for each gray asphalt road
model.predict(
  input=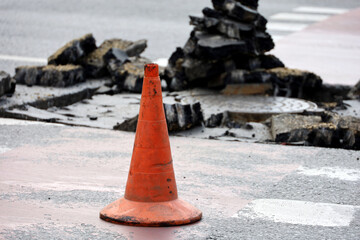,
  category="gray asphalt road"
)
[0,0,360,75]
[0,119,359,239]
